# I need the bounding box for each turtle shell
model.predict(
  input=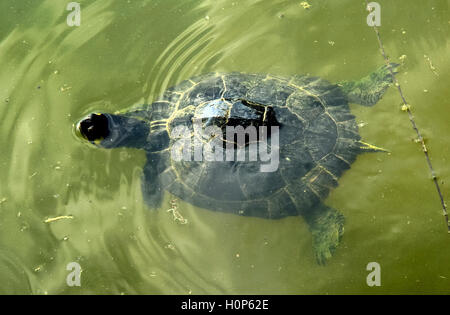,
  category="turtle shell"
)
[146,72,361,219]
